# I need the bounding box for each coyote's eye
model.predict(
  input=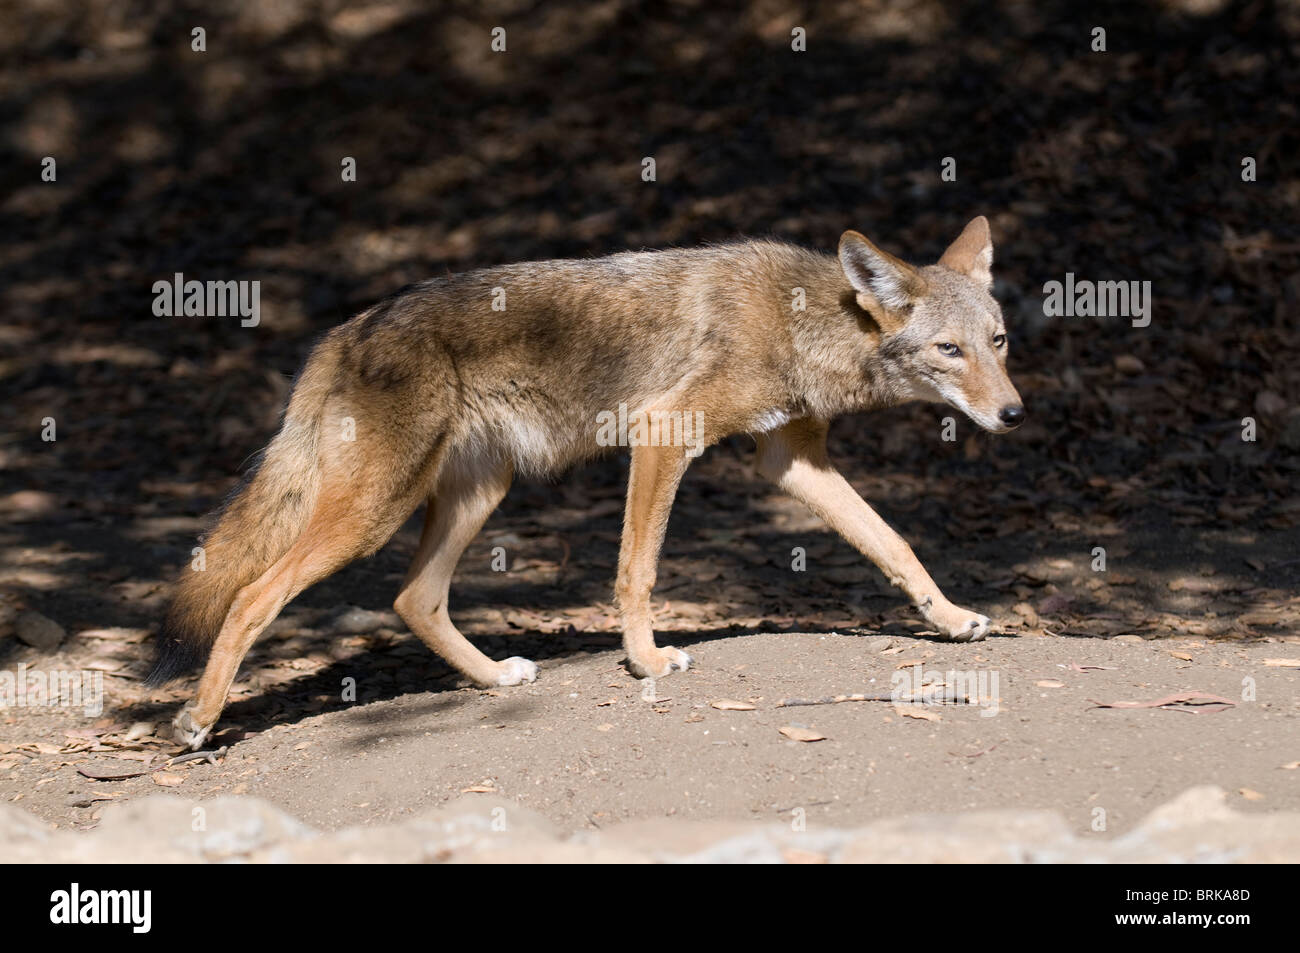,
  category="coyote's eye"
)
[993,333,1006,347]
[936,342,962,357]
